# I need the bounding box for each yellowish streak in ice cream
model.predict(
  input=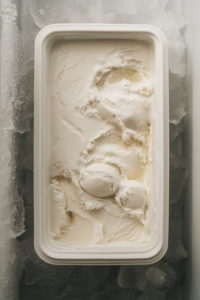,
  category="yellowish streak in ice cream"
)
[49,39,156,247]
